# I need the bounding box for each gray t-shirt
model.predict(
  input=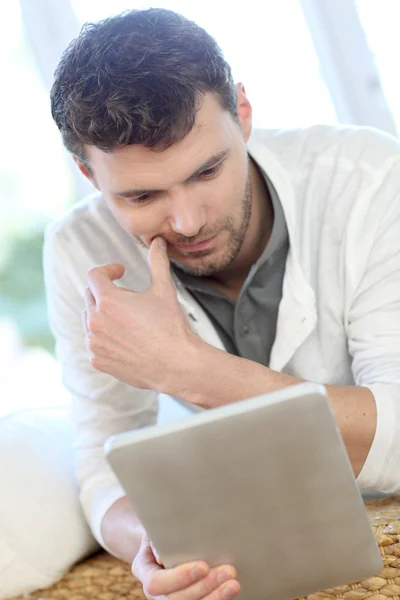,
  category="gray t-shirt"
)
[174,175,289,366]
